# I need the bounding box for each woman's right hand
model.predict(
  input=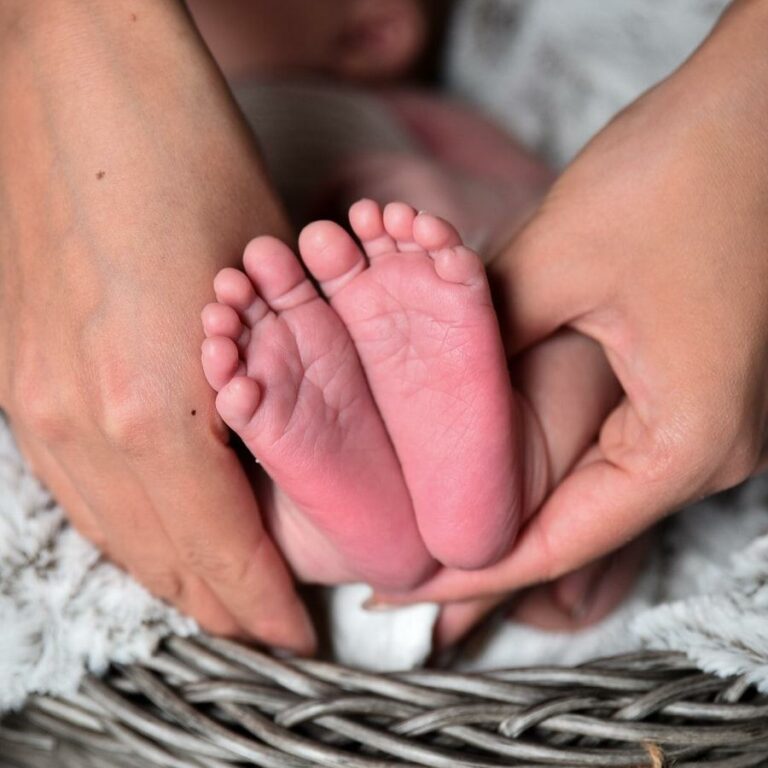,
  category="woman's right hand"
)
[0,0,315,652]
